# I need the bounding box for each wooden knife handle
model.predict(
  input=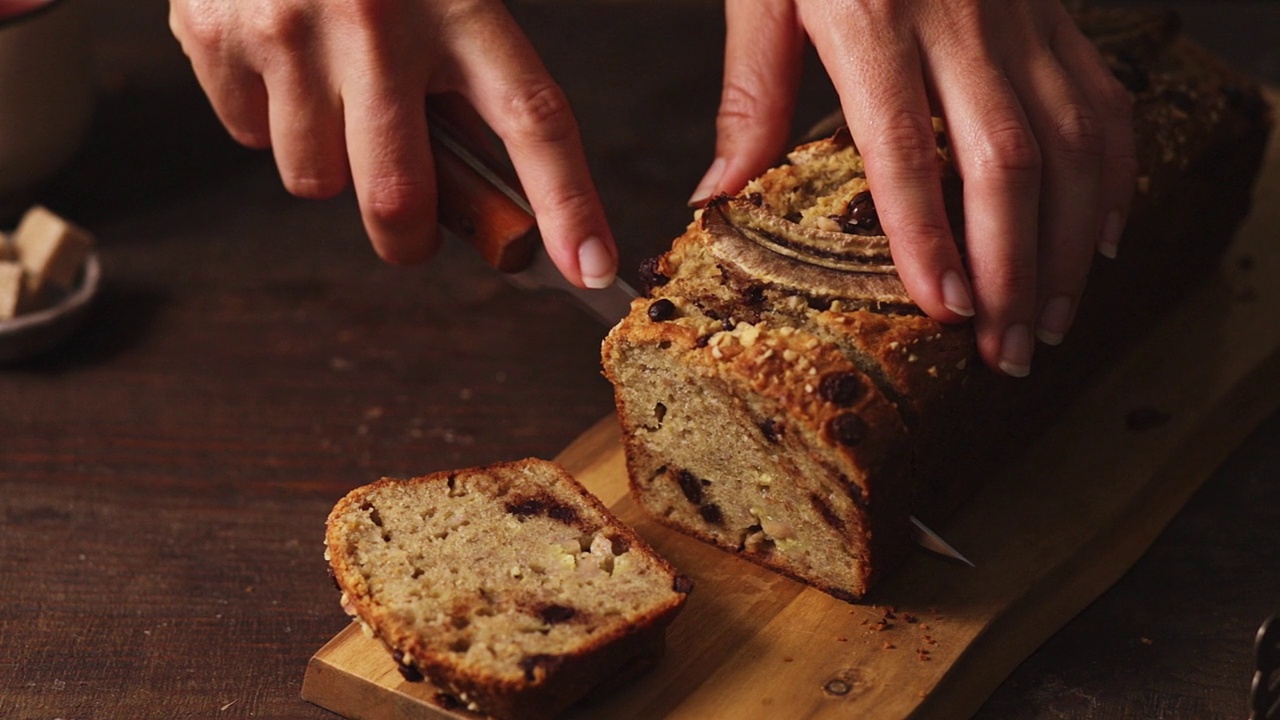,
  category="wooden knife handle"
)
[431,134,538,273]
